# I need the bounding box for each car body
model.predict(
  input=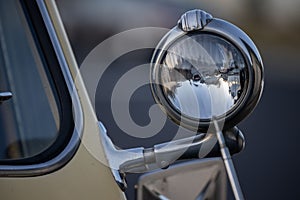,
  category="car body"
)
[0,0,264,199]
[0,0,126,199]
